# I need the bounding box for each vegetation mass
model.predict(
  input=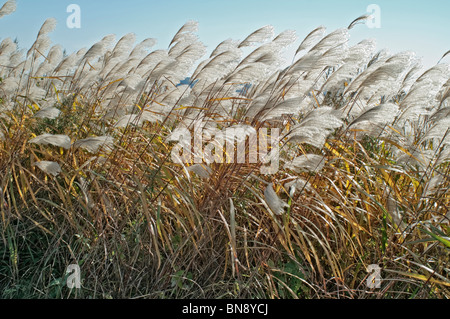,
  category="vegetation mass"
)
[0,1,449,298]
